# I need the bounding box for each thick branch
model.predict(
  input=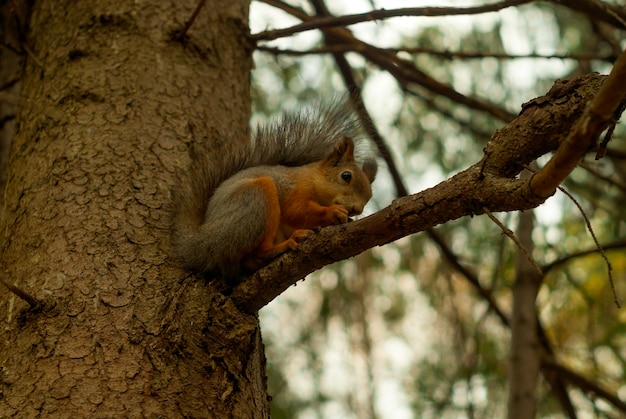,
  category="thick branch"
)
[232,169,542,312]
[231,71,626,313]
[530,47,626,197]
